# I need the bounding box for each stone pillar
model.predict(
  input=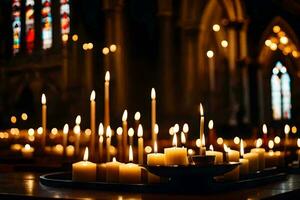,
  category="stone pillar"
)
[34,0,42,54]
